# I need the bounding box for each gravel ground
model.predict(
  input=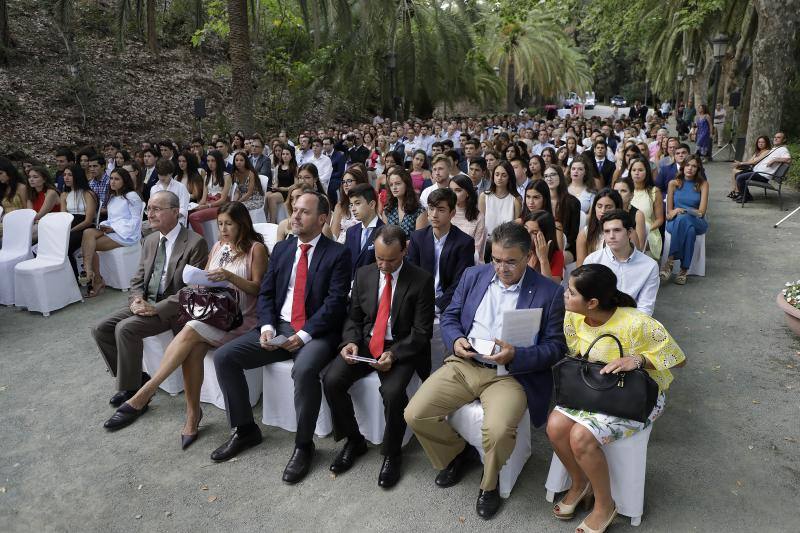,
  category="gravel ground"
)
[1,161,799,533]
